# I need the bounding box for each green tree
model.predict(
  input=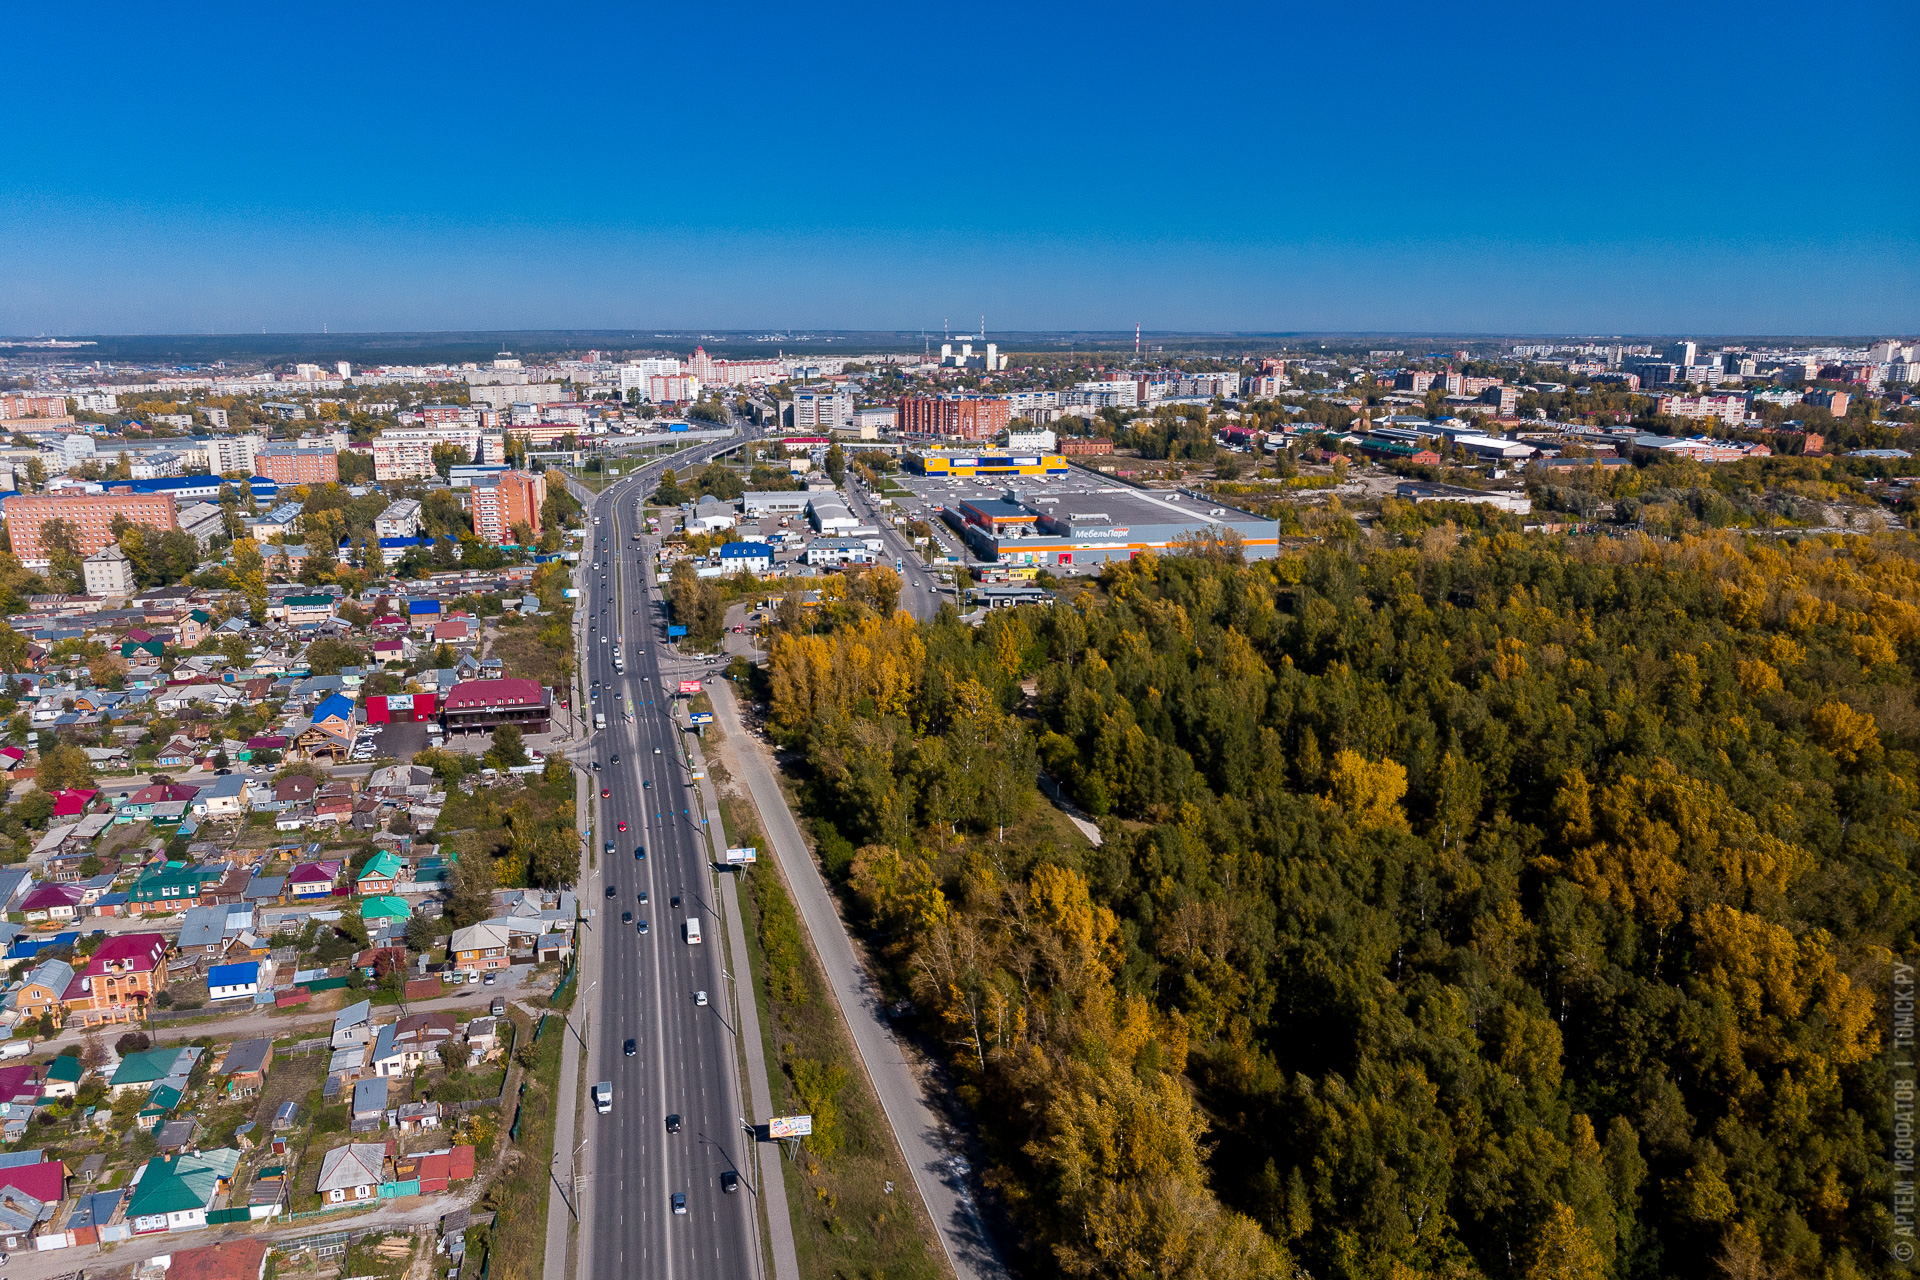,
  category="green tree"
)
[488,724,528,768]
